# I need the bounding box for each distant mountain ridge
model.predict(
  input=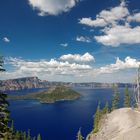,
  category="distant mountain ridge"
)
[0,77,133,91]
[0,77,48,91]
